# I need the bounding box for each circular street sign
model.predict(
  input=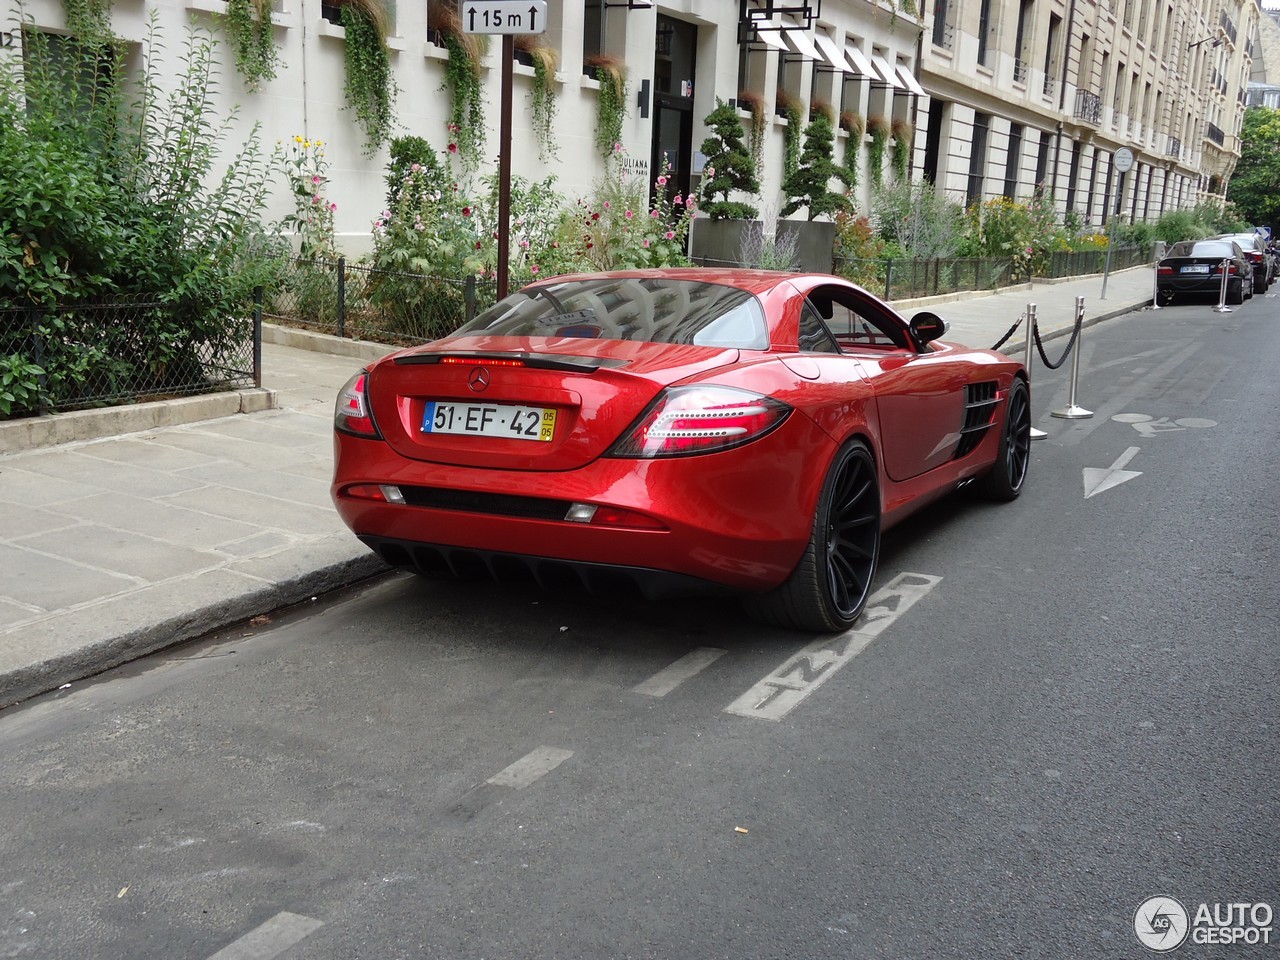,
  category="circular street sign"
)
[1114,147,1135,173]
